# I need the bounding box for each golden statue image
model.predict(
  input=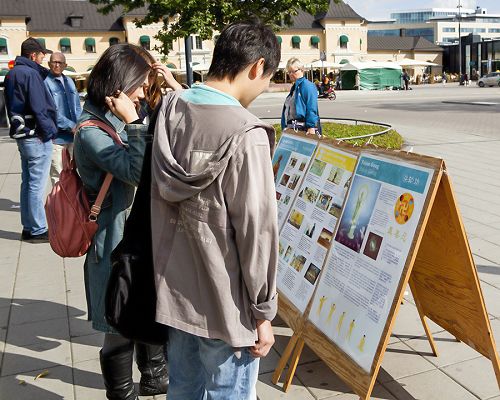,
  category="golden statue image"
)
[337,311,346,333]
[347,319,356,341]
[348,184,369,239]
[317,295,327,316]
[358,335,366,352]
[326,303,336,323]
